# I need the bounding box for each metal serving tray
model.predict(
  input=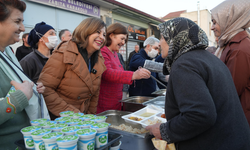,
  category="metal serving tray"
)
[120,96,154,112]
[142,96,165,108]
[96,110,148,138]
[151,89,167,96]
